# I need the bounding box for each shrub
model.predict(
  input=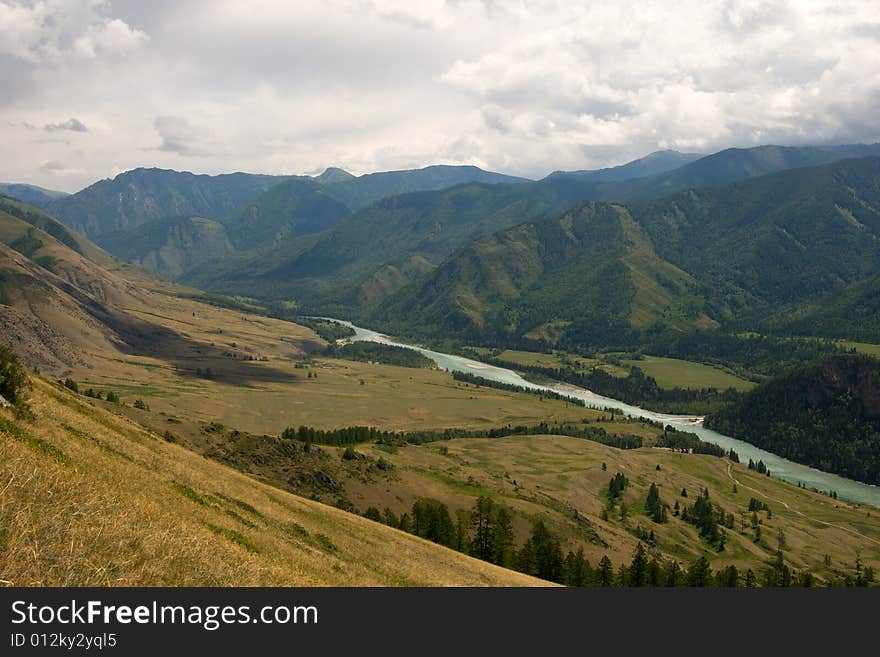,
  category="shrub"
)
[0,345,29,404]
